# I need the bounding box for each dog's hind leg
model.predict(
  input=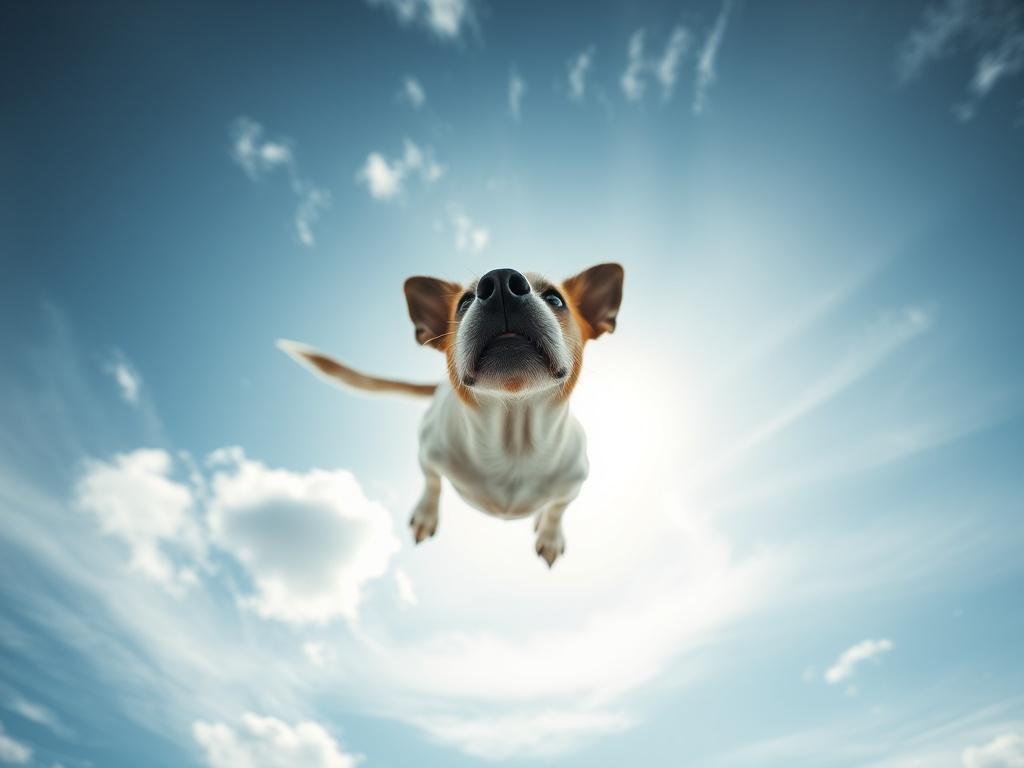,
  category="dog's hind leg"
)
[409,468,441,544]
[534,500,569,567]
